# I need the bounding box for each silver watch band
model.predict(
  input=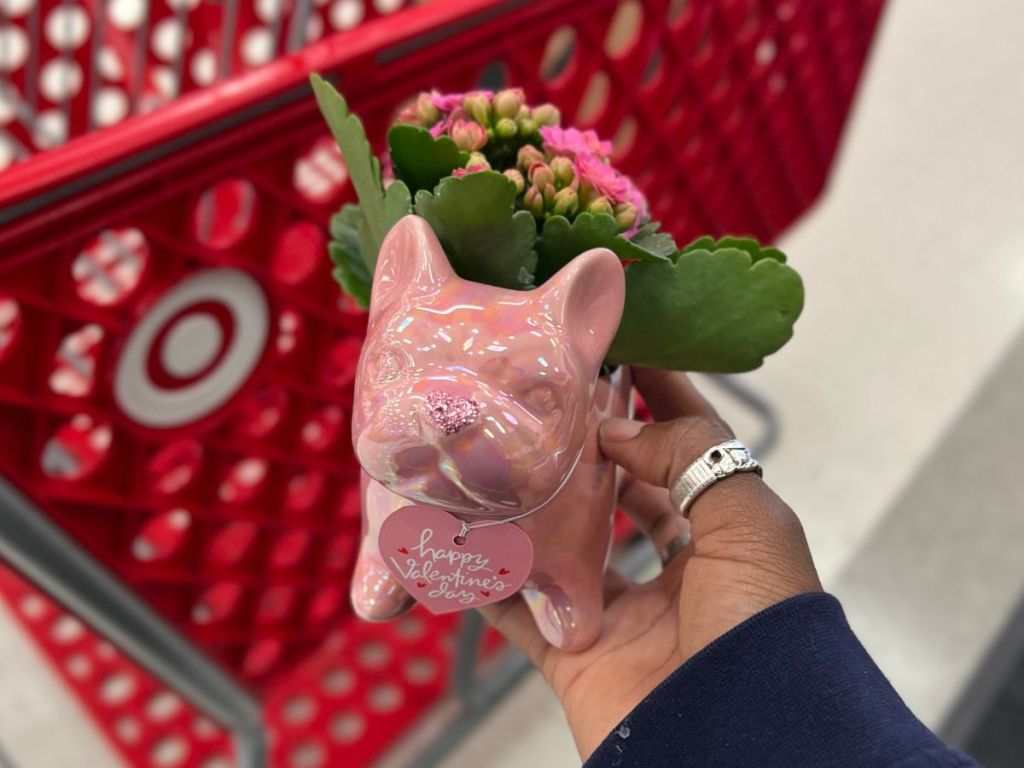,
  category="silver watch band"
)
[669,439,762,518]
